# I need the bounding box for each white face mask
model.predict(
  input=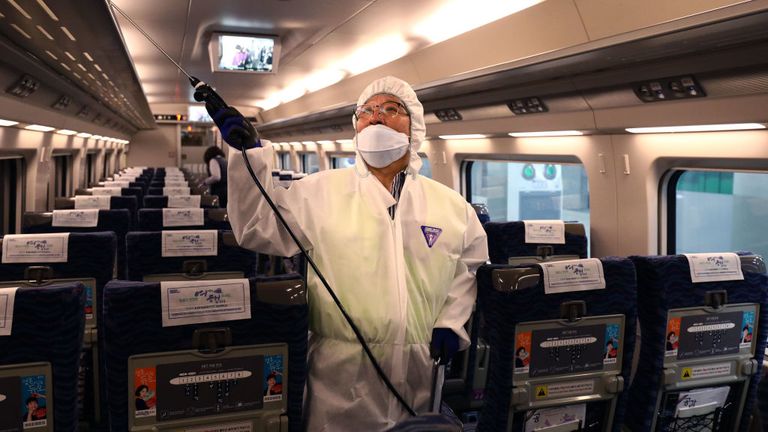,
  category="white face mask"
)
[356,124,410,168]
